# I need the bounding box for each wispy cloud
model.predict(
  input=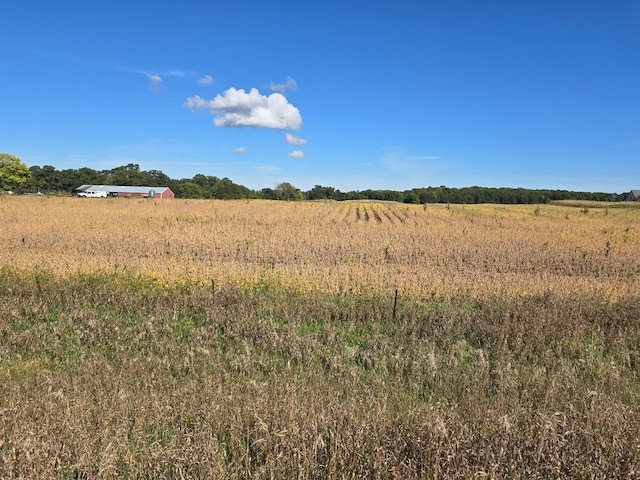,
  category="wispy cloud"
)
[288,150,305,159]
[123,67,198,89]
[381,147,443,172]
[270,77,297,93]
[164,69,194,77]
[198,74,214,86]
[147,74,162,92]
[255,165,282,172]
[27,50,201,89]
[231,147,246,153]
[185,87,302,130]
[285,133,307,145]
